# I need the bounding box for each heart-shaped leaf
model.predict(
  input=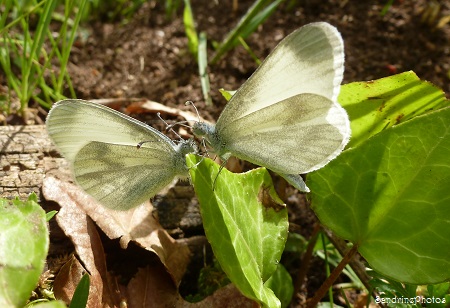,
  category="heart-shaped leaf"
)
[309,107,450,284]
